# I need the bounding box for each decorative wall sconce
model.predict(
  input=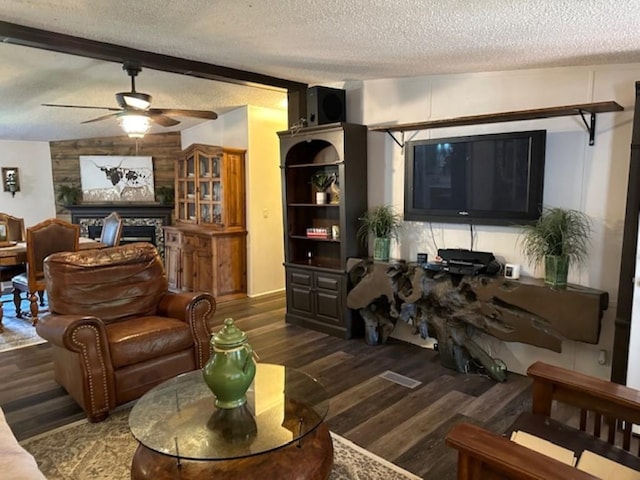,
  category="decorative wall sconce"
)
[2,167,20,197]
